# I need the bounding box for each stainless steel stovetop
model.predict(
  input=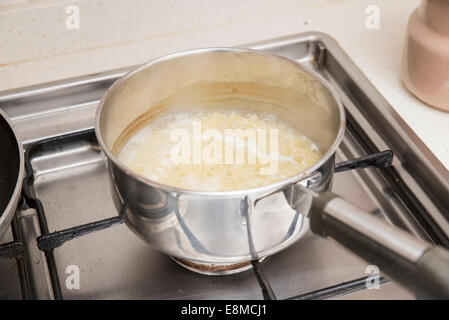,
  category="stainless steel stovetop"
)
[1,33,449,300]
